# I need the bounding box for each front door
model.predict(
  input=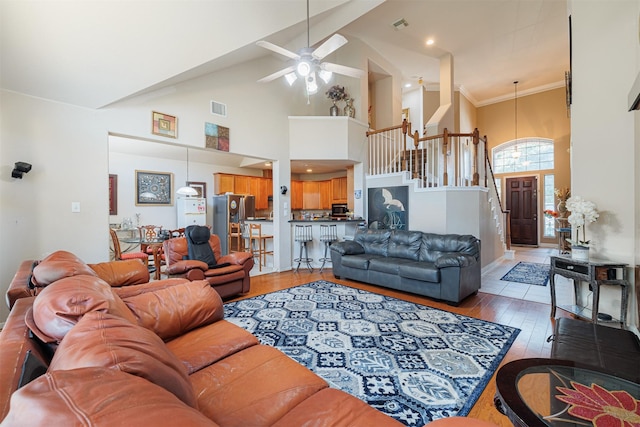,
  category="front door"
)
[506,176,538,246]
